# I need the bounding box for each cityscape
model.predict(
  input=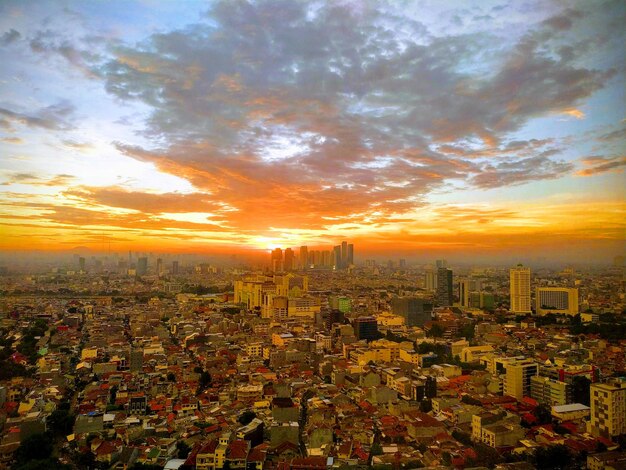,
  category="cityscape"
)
[0,1,625,470]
